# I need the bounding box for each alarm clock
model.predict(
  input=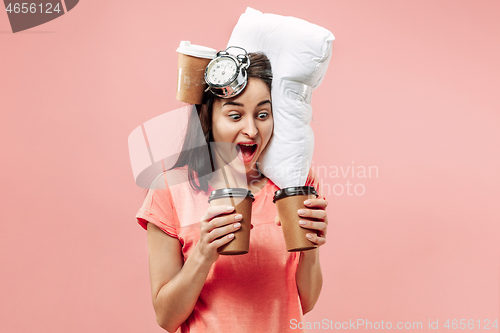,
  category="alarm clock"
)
[204,46,250,98]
